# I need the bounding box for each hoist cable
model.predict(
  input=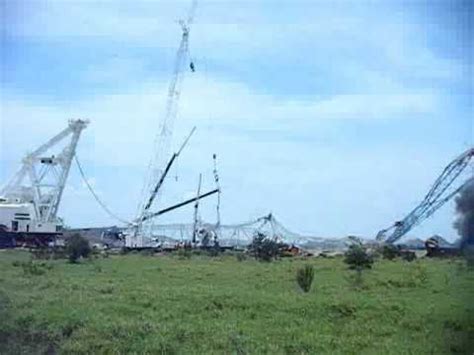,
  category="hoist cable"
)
[74,155,132,225]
